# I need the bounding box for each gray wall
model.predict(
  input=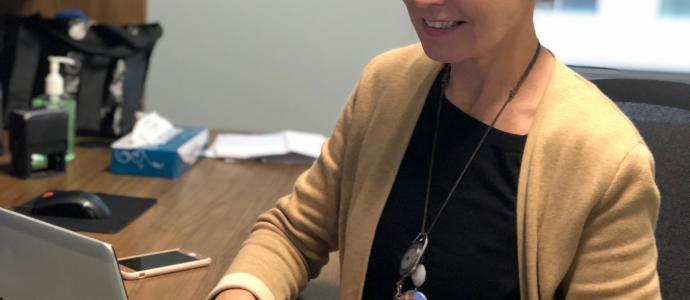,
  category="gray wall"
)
[146,0,418,135]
